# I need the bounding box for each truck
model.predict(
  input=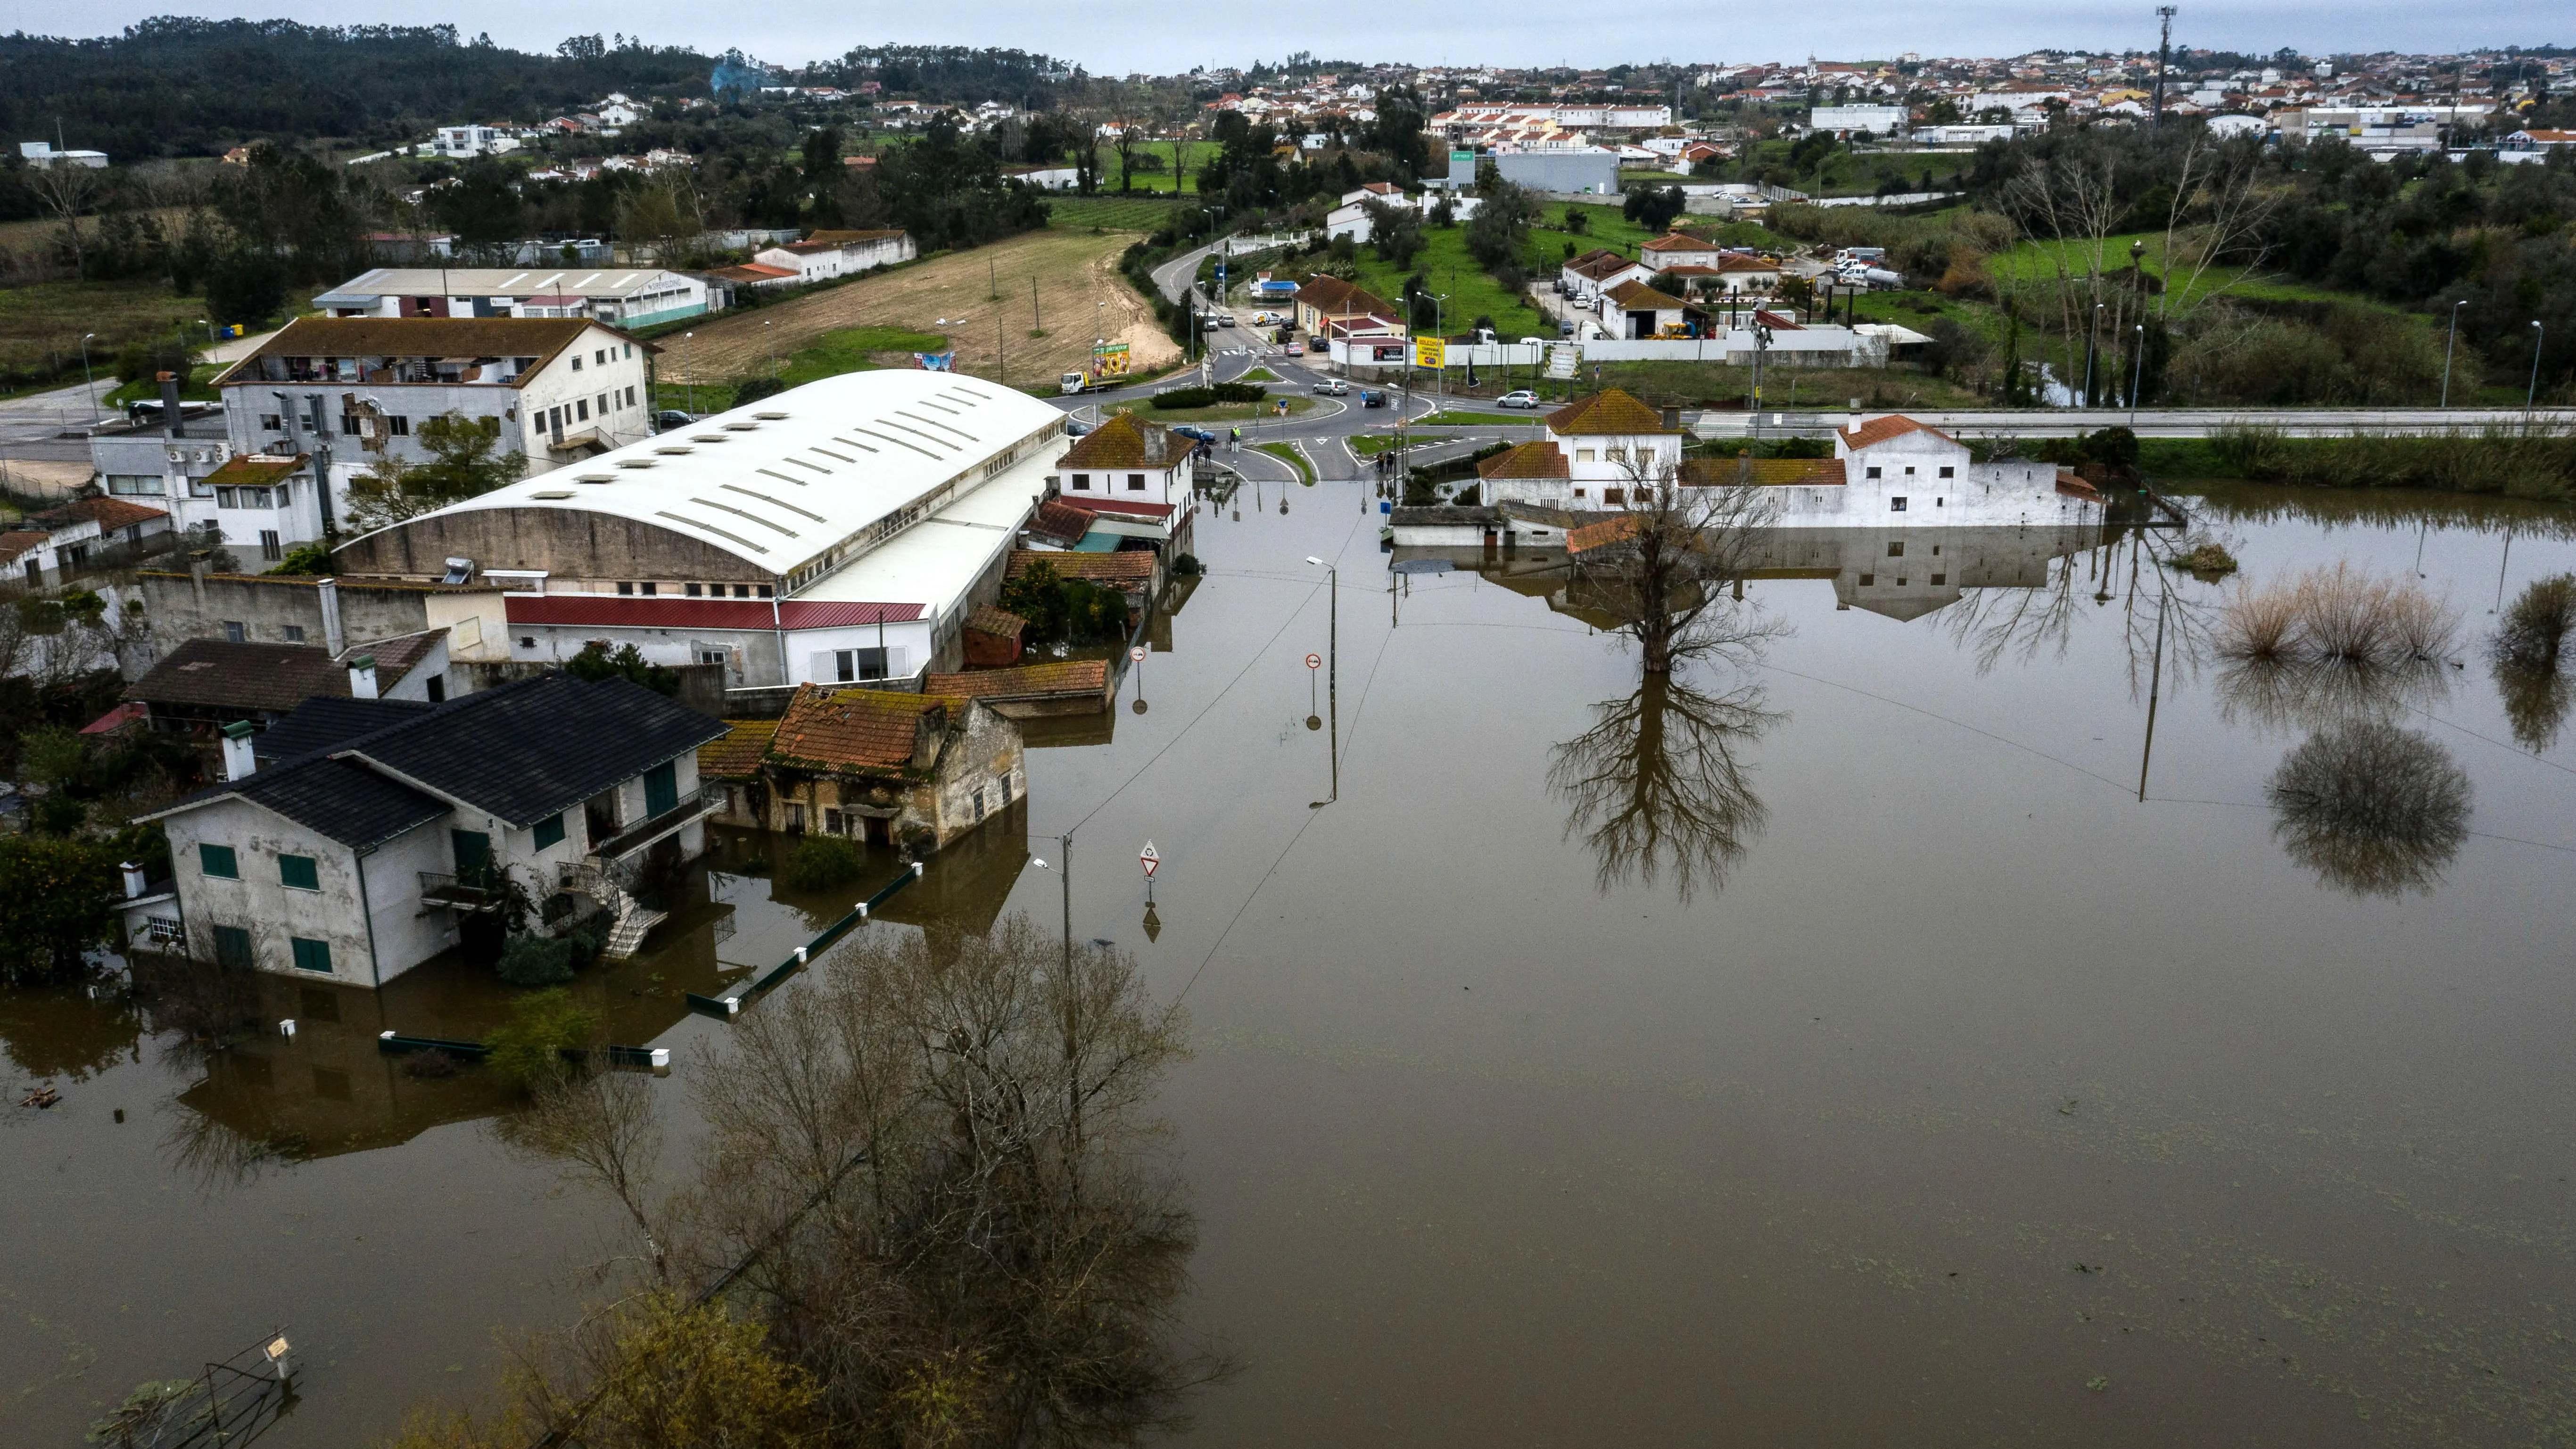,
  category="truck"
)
[1058,370,1123,395]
